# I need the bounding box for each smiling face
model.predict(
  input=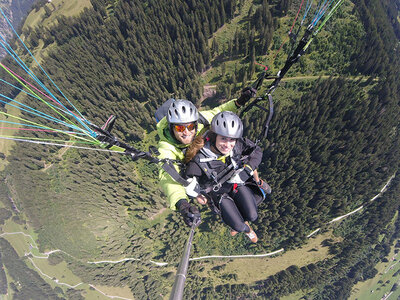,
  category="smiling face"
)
[172,123,197,145]
[215,135,237,155]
